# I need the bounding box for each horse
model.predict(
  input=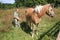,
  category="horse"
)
[25,4,55,38]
